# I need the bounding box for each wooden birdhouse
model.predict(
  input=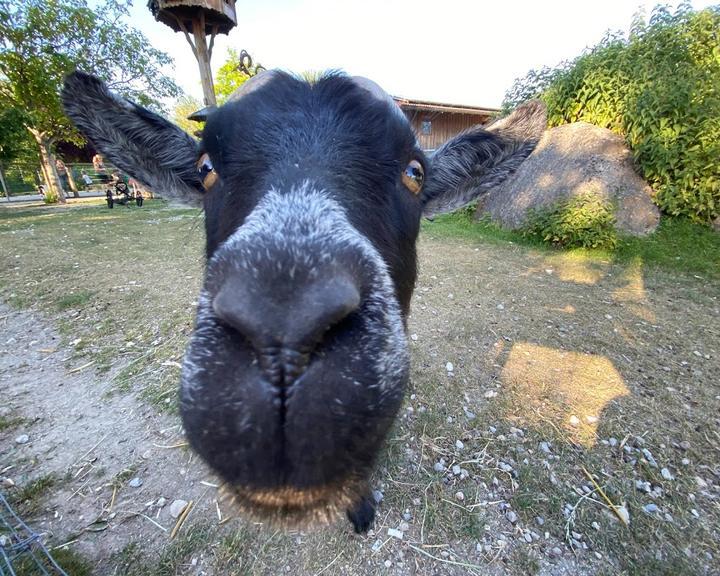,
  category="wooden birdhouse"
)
[147,0,239,106]
[148,0,237,36]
